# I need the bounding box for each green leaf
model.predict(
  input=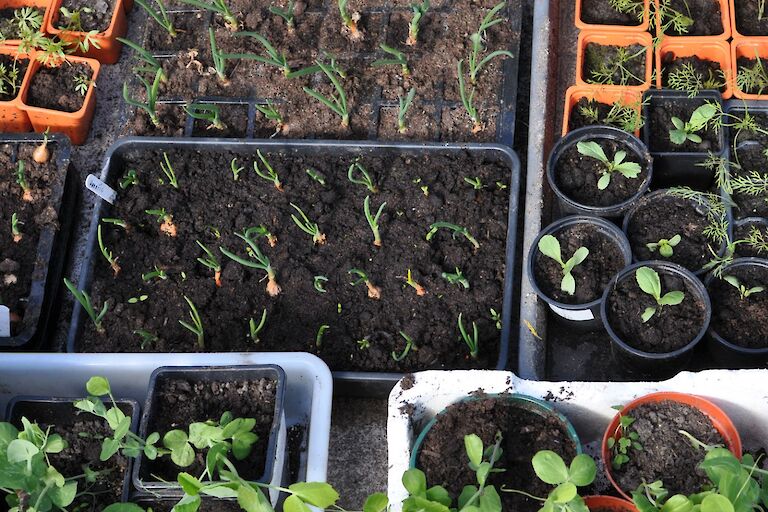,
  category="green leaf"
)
[402,468,427,496]
[660,243,674,258]
[561,272,576,295]
[113,416,131,441]
[188,422,223,449]
[86,376,111,396]
[616,161,641,179]
[0,423,18,450]
[44,434,66,454]
[670,129,687,145]
[171,442,195,467]
[568,454,597,486]
[426,486,452,506]
[284,494,312,512]
[479,485,502,512]
[577,140,609,163]
[659,291,684,306]
[689,103,717,130]
[171,493,202,512]
[636,266,661,299]
[688,133,703,144]
[232,431,259,460]
[7,439,39,462]
[538,235,563,265]
[103,505,147,512]
[671,117,684,130]
[178,472,204,495]
[564,247,589,273]
[403,495,451,512]
[105,406,126,430]
[532,450,569,485]
[364,492,390,512]
[458,485,479,509]
[549,482,578,503]
[50,481,78,507]
[288,482,340,508]
[163,429,189,450]
[201,483,239,498]
[641,306,657,323]
[700,494,734,512]
[238,483,274,512]
[100,437,121,461]
[146,431,160,445]
[597,173,611,190]
[669,234,682,246]
[476,461,491,486]
[143,443,158,460]
[660,494,695,512]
